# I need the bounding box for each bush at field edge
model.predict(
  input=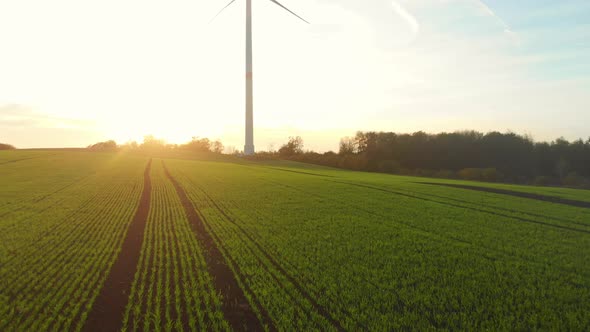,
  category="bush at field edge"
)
[0,143,16,150]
